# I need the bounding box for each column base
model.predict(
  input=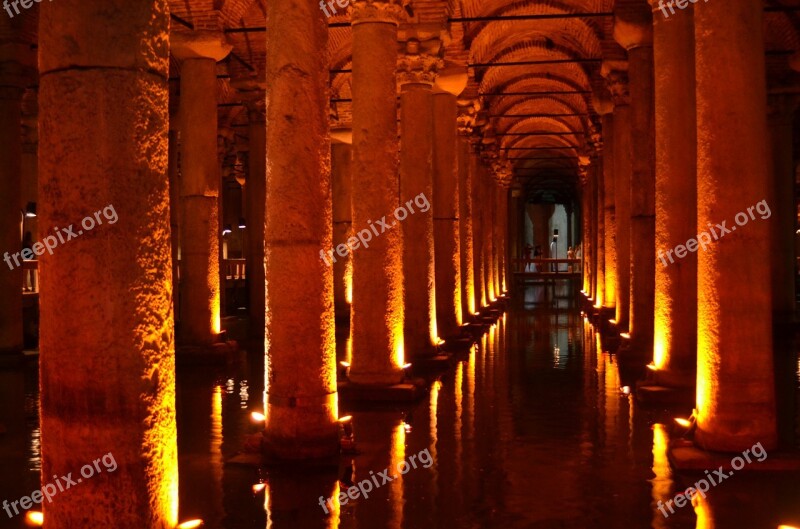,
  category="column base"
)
[636,380,695,408]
